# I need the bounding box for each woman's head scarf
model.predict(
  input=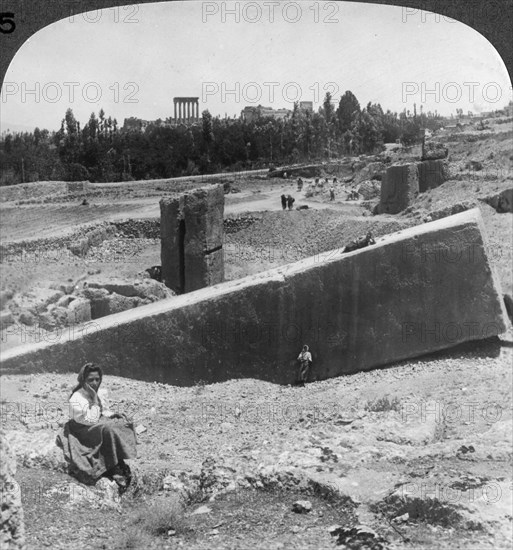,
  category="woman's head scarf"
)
[70,363,103,397]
